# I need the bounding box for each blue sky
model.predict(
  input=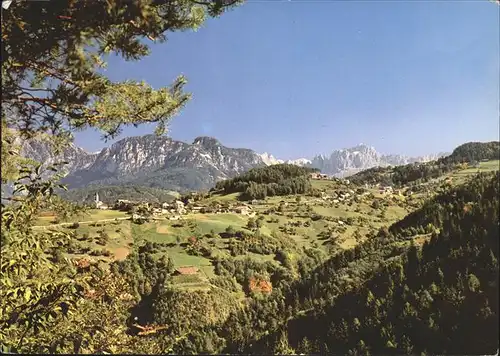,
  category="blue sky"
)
[74,0,499,160]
